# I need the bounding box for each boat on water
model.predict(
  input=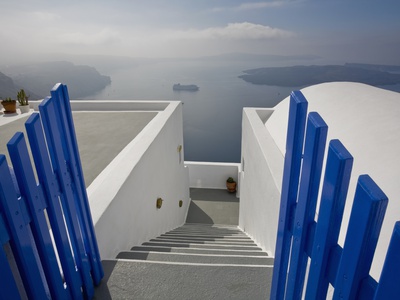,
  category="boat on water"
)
[173,83,199,91]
